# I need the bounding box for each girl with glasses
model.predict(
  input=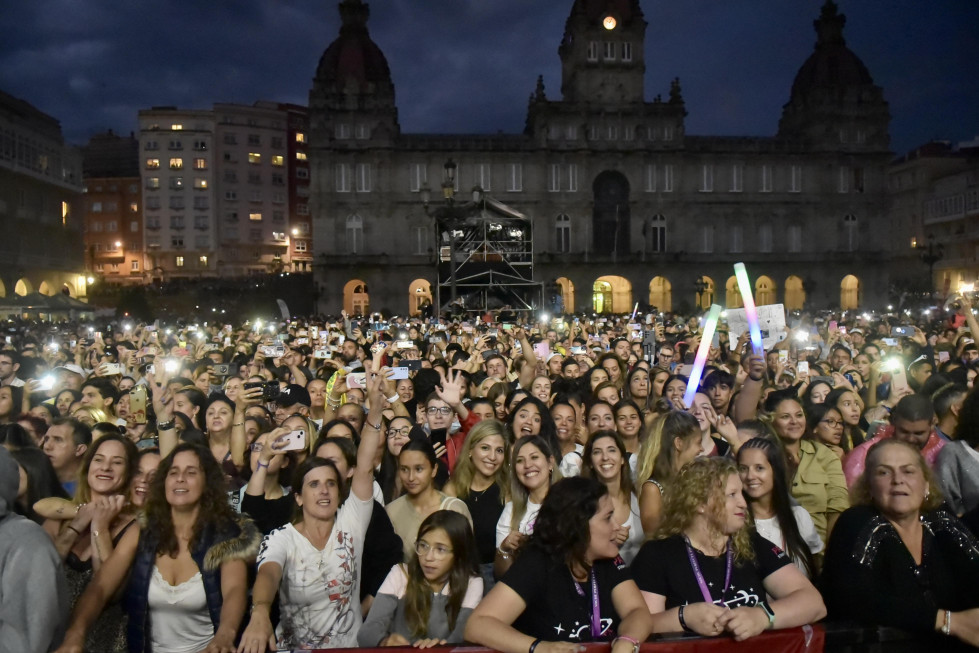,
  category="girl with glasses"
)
[386,437,473,562]
[358,511,483,647]
[806,403,846,461]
